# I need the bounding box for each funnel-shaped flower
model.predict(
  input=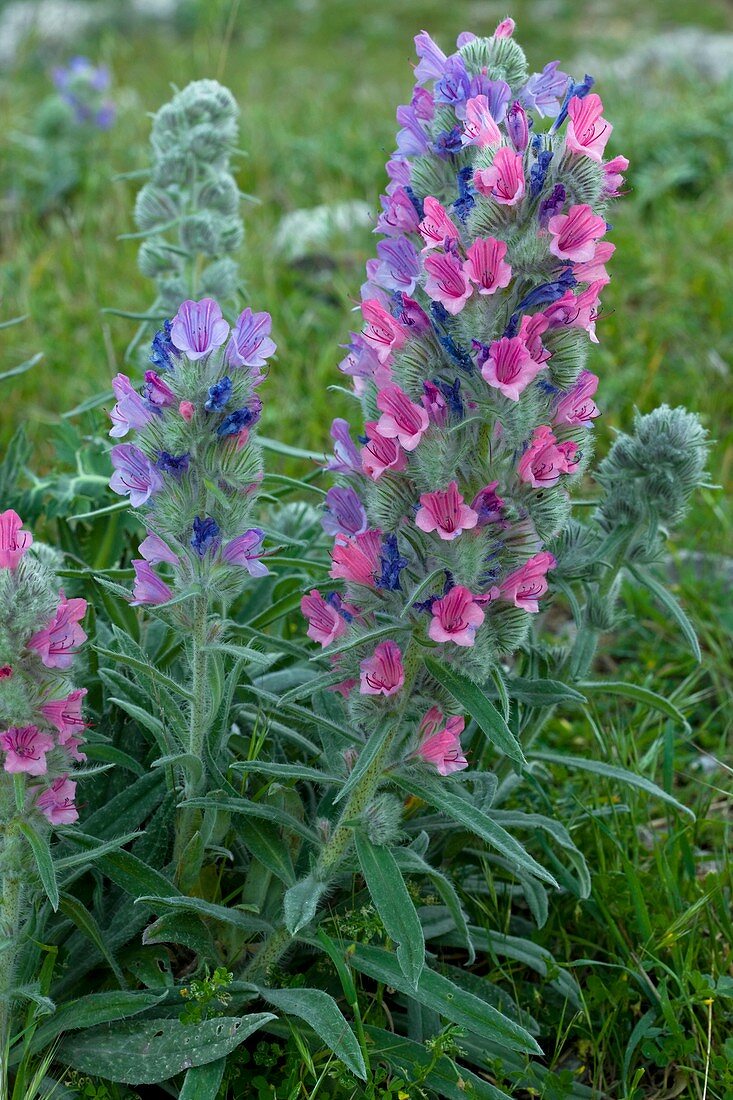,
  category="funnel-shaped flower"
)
[0,726,55,776]
[413,708,467,775]
[566,93,612,162]
[429,586,485,646]
[28,594,88,670]
[0,510,33,569]
[416,482,478,541]
[360,641,405,696]
[170,298,230,361]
